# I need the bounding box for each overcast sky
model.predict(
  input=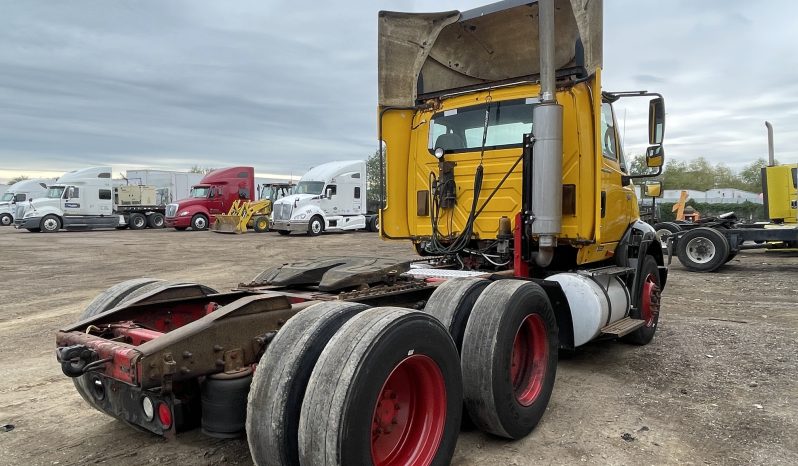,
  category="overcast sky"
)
[1,0,797,183]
